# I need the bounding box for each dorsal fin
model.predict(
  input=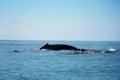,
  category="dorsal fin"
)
[45,43,49,46]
